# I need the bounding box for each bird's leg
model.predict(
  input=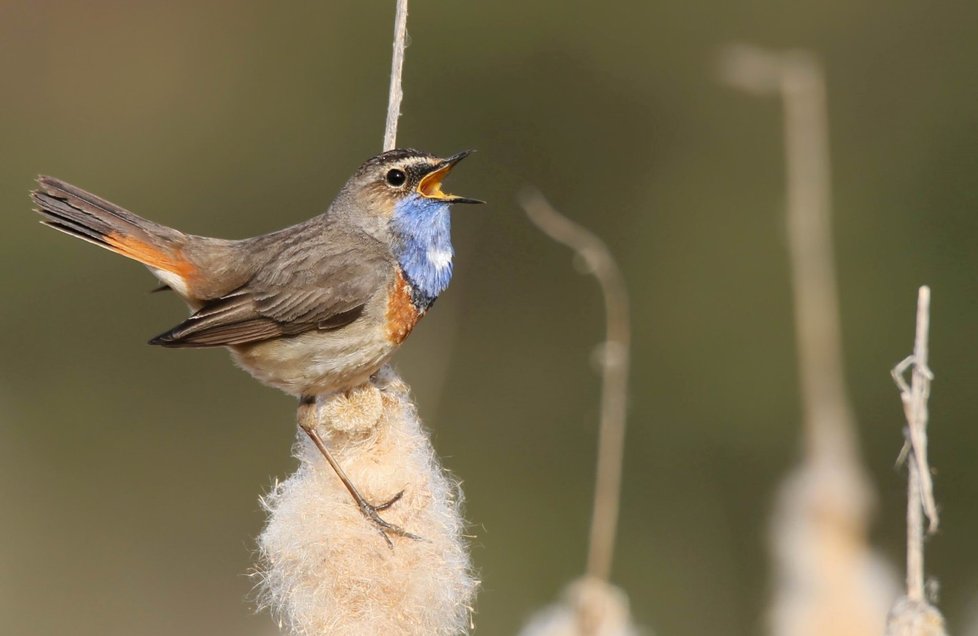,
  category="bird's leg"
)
[297,395,420,548]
